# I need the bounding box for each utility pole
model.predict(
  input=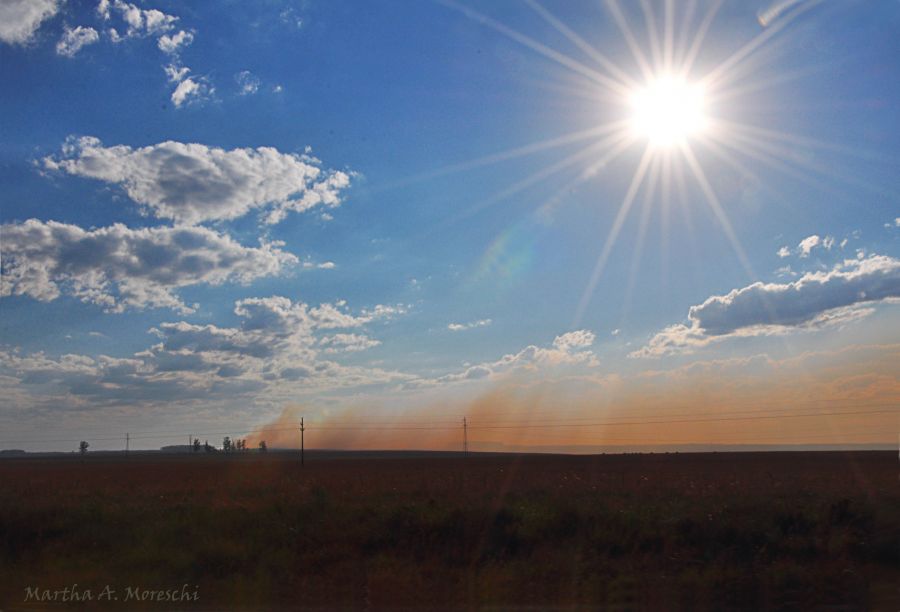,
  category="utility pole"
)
[463,417,468,456]
[125,432,129,455]
[300,417,305,466]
